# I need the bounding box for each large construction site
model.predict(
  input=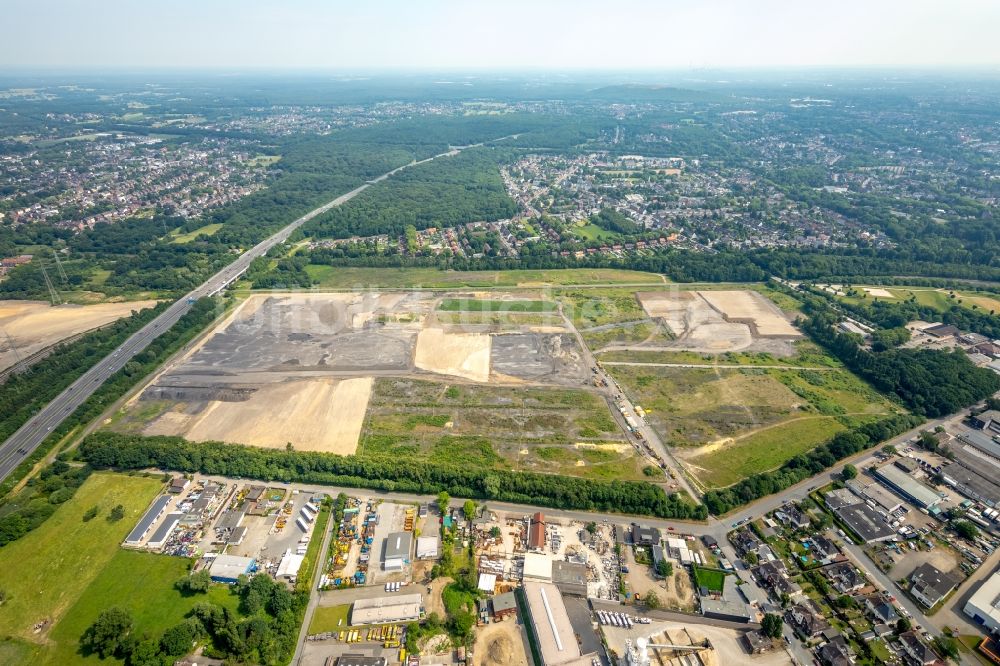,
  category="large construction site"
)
[634,289,801,355]
[111,291,594,455]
